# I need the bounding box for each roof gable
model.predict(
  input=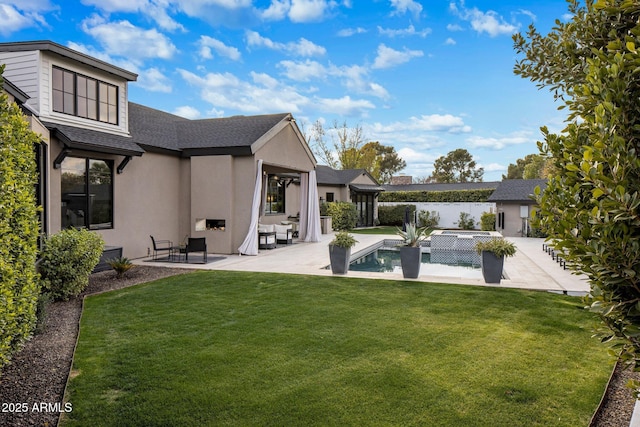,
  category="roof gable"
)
[316,165,377,185]
[487,179,547,202]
